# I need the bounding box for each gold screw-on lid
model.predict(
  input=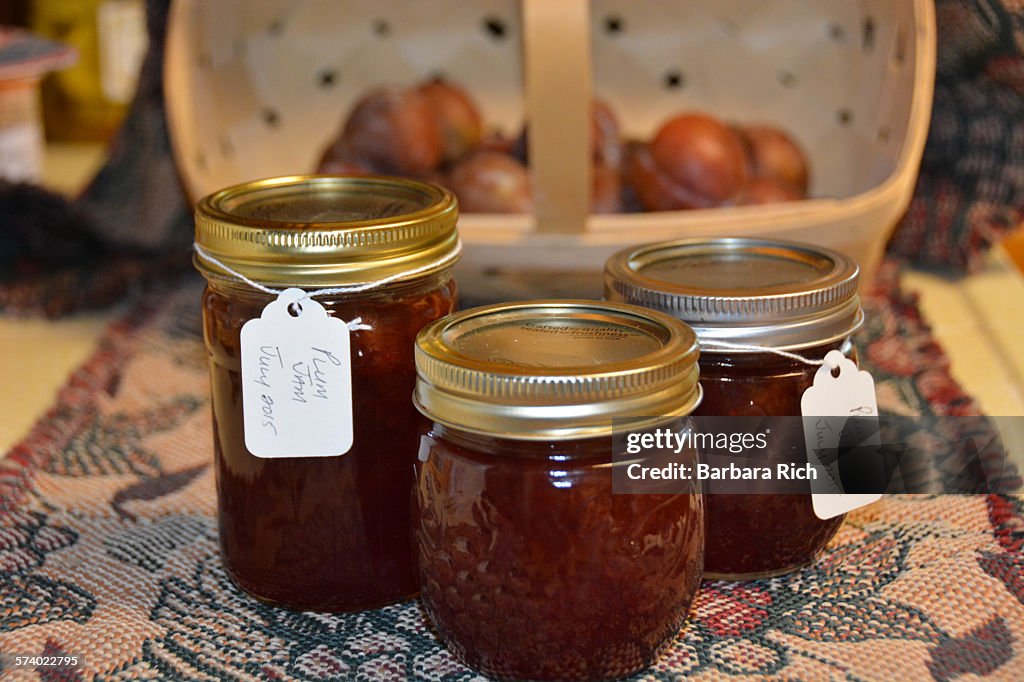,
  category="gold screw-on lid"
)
[414,300,701,440]
[605,237,862,350]
[194,174,459,286]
